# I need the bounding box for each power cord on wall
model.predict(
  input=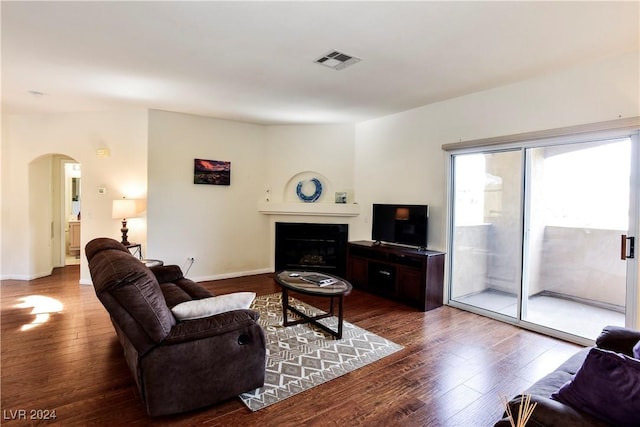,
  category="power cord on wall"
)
[182,257,195,277]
